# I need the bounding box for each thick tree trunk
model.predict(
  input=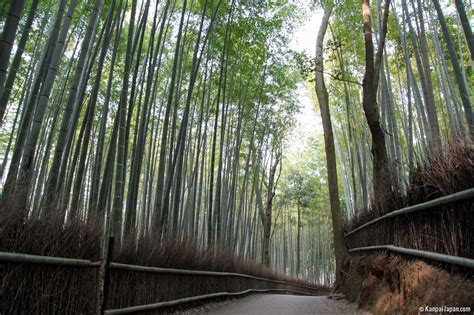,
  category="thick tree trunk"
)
[361,0,392,198]
[260,154,279,267]
[314,3,347,286]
